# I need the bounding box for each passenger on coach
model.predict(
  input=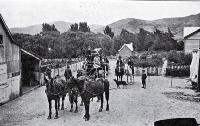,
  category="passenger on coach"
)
[93,53,101,78]
[64,65,72,83]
